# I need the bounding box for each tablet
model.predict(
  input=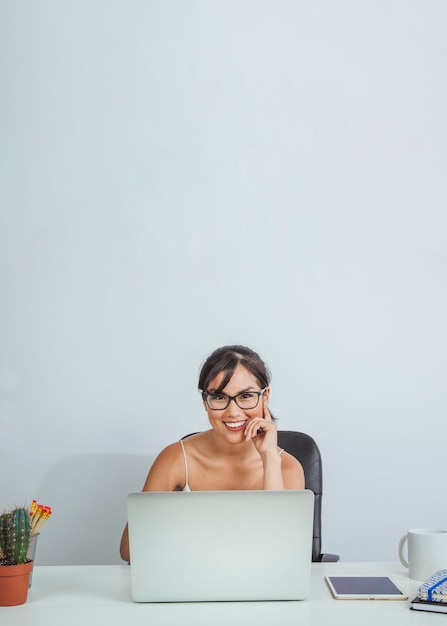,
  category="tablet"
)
[325,576,409,600]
